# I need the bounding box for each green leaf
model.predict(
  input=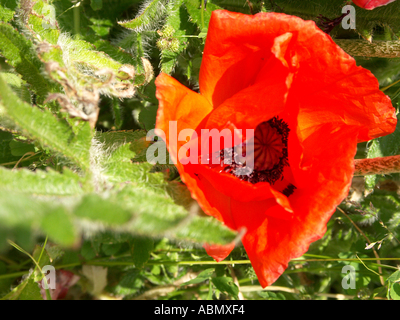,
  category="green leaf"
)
[23,0,60,45]
[0,23,56,101]
[367,113,400,158]
[257,291,286,300]
[98,132,160,183]
[113,182,237,245]
[211,276,239,299]
[80,241,98,260]
[114,269,144,296]
[74,194,133,225]
[0,72,31,103]
[390,282,400,300]
[90,0,103,11]
[387,270,400,283]
[158,0,196,74]
[0,3,14,22]
[40,207,77,246]
[131,237,154,268]
[138,104,158,130]
[101,243,122,256]
[3,276,43,300]
[0,189,78,246]
[0,167,84,196]
[8,140,35,156]
[0,75,93,172]
[184,0,222,30]
[96,129,147,150]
